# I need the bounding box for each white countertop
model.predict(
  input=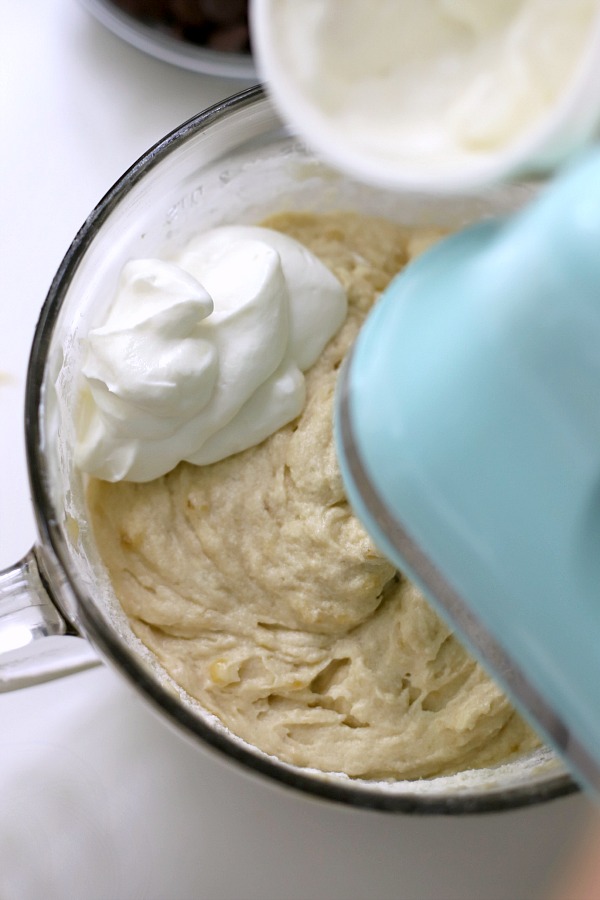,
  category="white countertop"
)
[0,3,592,898]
